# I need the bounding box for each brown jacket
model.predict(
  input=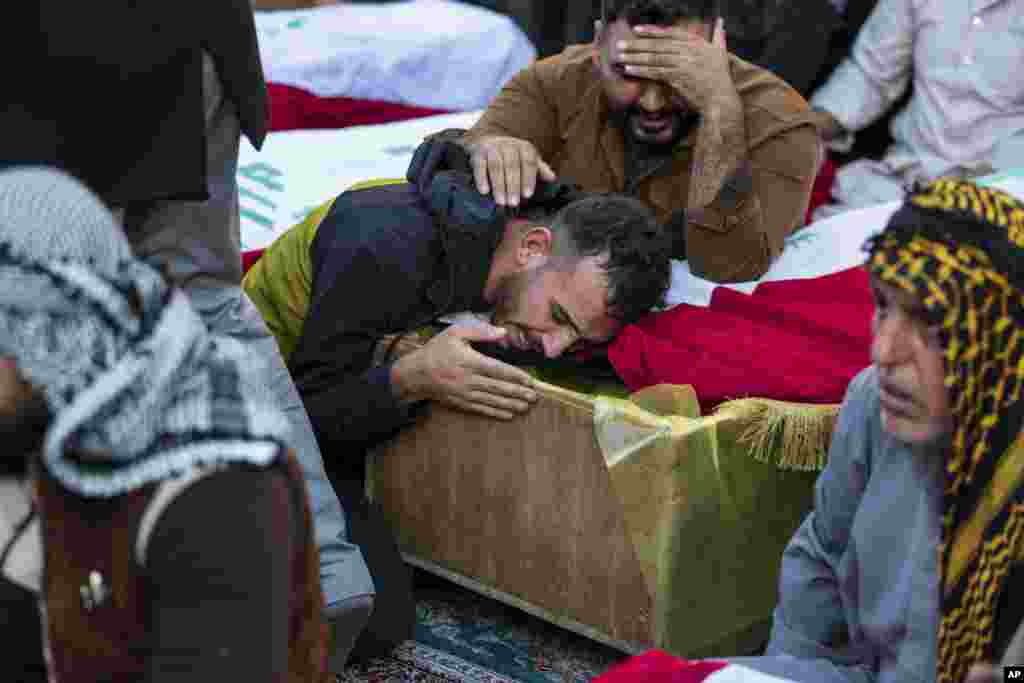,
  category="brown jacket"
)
[466,45,819,282]
[35,452,327,683]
